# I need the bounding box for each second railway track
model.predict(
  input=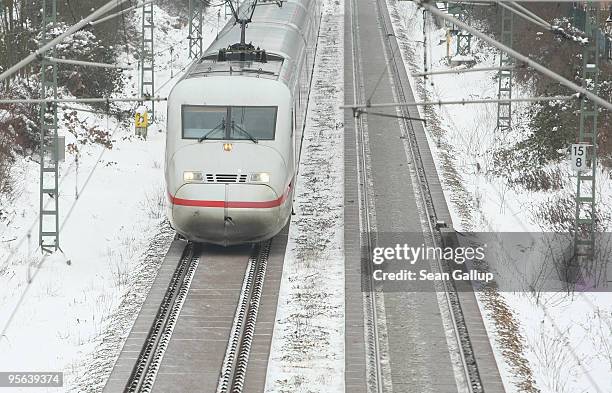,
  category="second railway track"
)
[372,0,484,391]
[375,0,484,393]
[349,0,488,391]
